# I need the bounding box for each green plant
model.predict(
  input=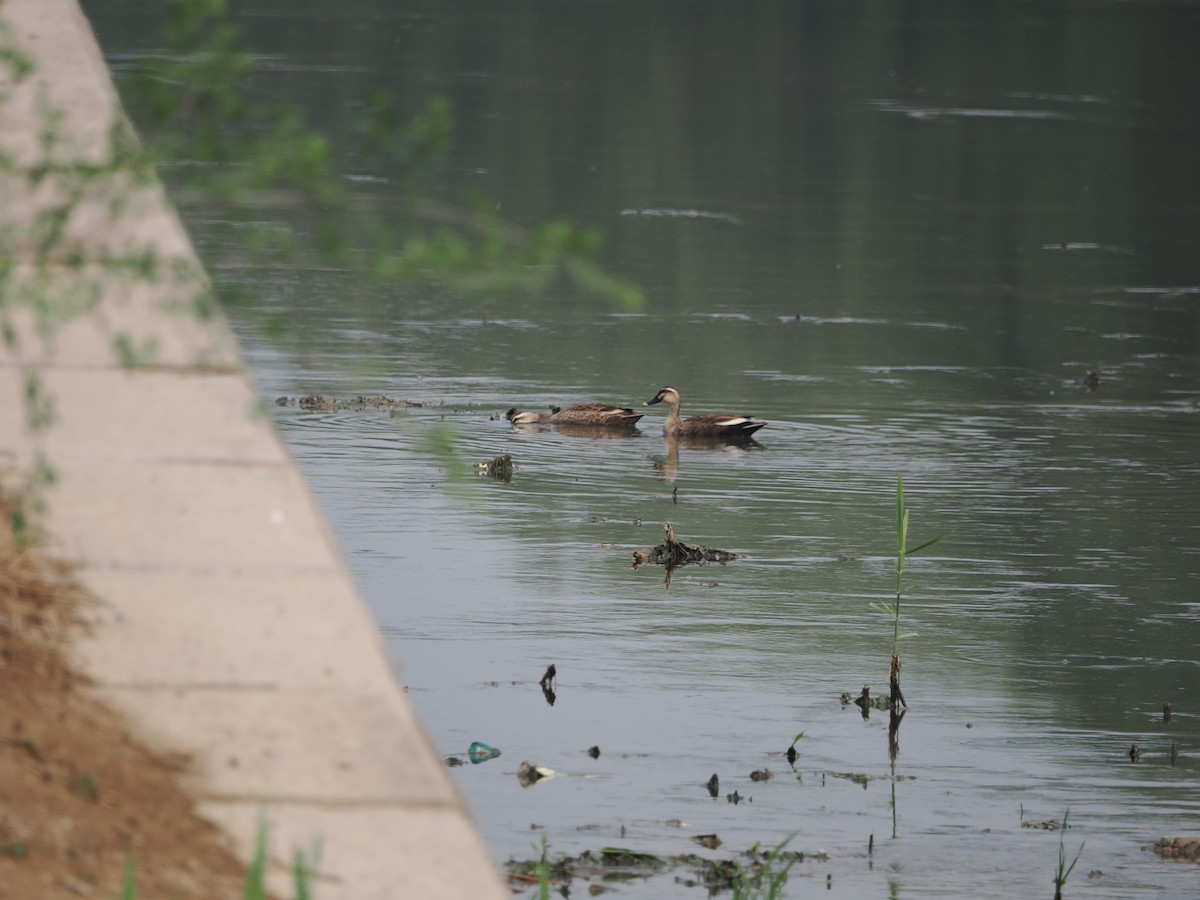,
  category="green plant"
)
[533,834,553,900]
[115,0,643,311]
[785,731,804,764]
[731,836,797,900]
[1053,810,1085,900]
[120,856,136,900]
[242,813,271,900]
[870,474,947,709]
[117,815,319,899]
[292,834,323,900]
